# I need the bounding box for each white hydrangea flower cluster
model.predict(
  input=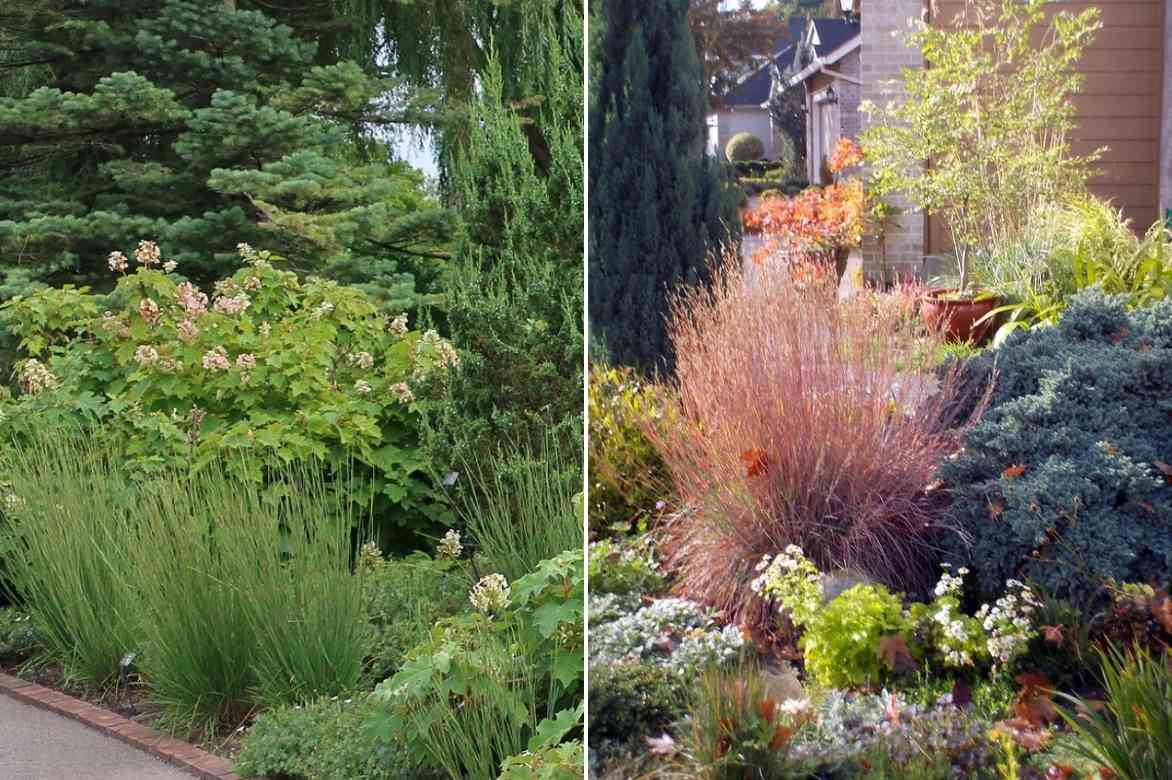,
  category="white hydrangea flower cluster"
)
[436,529,463,560]
[470,573,510,614]
[134,345,160,366]
[751,544,823,628]
[975,579,1039,667]
[17,359,58,395]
